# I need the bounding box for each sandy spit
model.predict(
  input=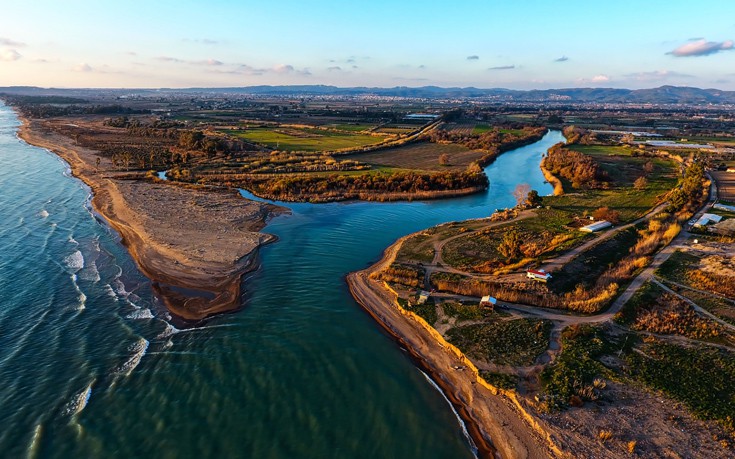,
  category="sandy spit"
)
[17,116,286,321]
